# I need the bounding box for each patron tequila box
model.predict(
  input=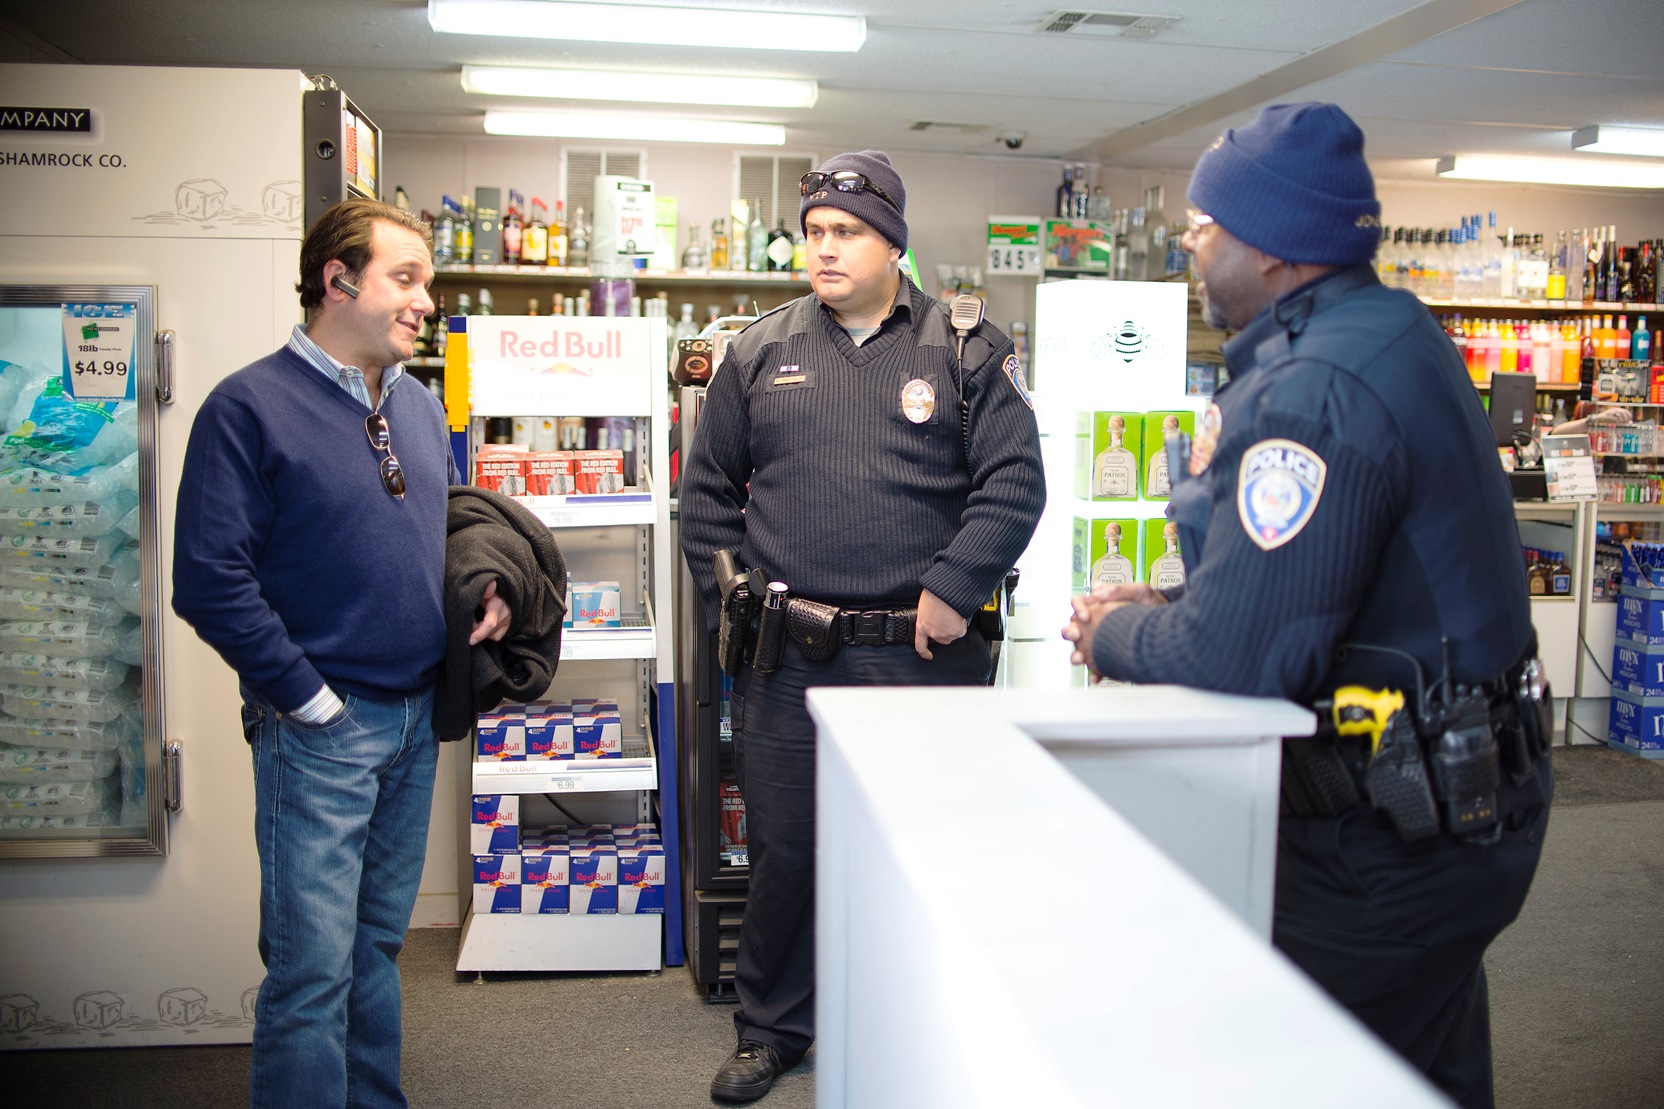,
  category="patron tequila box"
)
[1074,411,1142,501]
[1142,410,1195,500]
[1072,516,1139,591]
[1142,518,1186,590]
